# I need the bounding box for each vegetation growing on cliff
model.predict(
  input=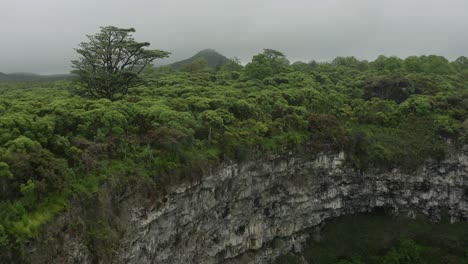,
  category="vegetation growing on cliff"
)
[0,50,467,259]
[275,213,468,264]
